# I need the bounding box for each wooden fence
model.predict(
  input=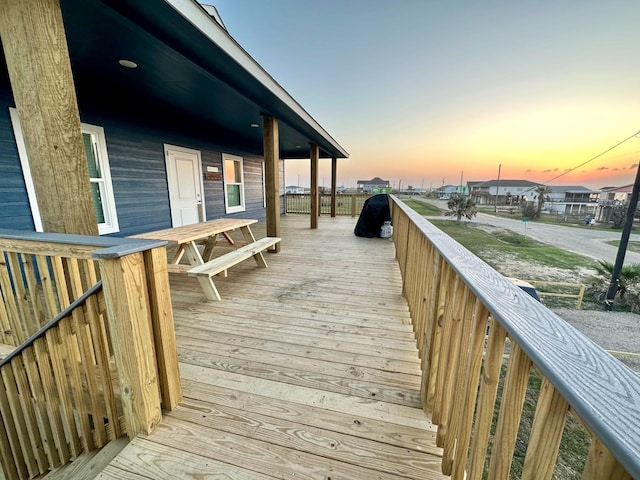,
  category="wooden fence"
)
[0,230,182,479]
[285,193,369,216]
[390,195,639,480]
[526,280,586,309]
